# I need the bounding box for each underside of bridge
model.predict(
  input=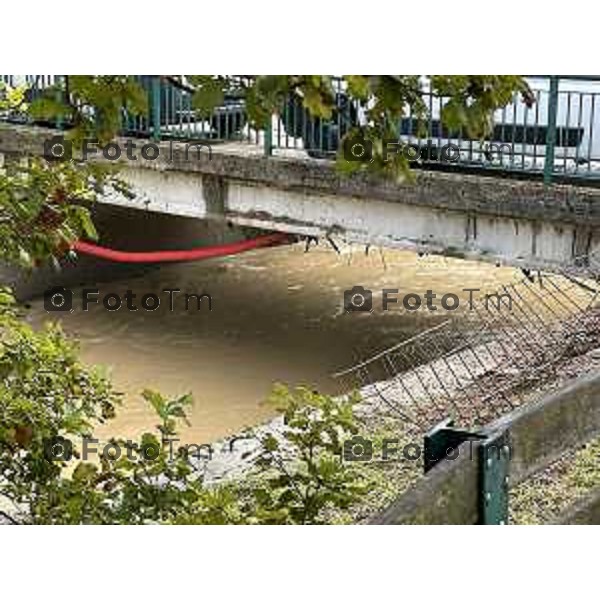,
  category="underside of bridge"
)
[2,123,600,275]
[0,203,250,300]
